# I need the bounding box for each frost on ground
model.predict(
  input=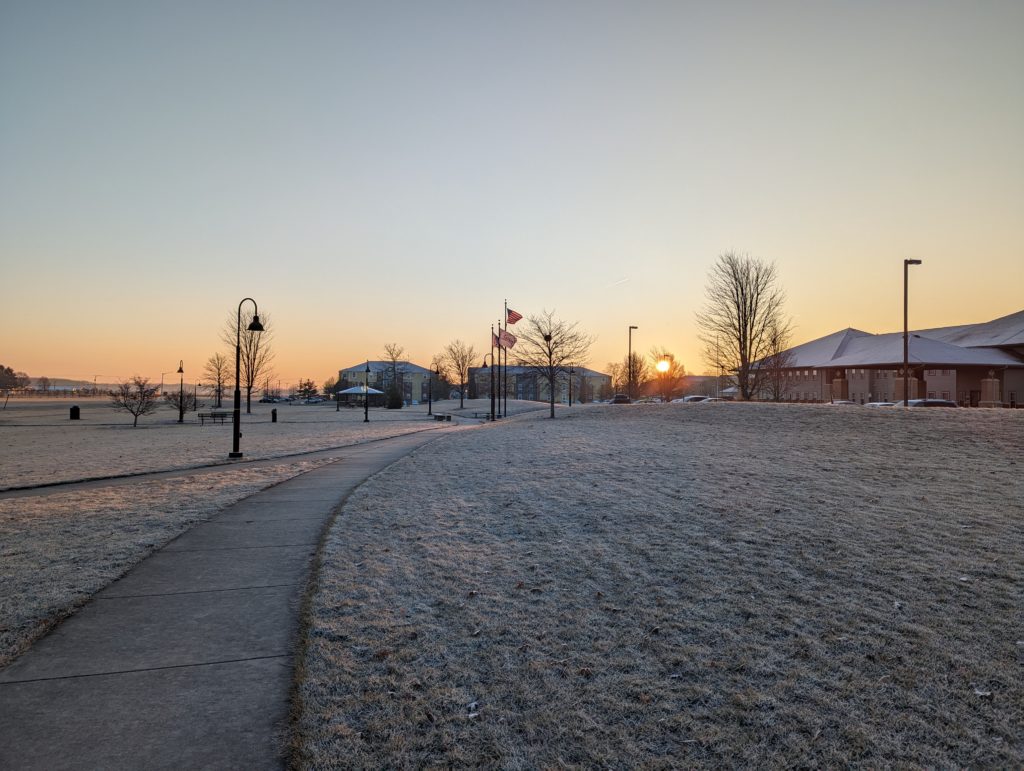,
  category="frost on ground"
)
[294,403,1023,768]
[0,458,334,667]
[0,398,492,489]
